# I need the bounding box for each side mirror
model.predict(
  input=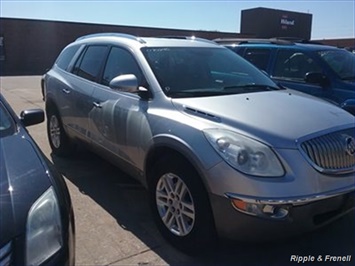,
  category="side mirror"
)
[109,74,150,99]
[304,72,329,87]
[20,109,45,127]
[109,74,139,93]
[341,99,355,115]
